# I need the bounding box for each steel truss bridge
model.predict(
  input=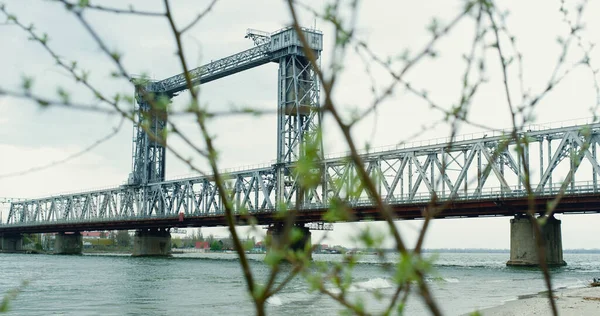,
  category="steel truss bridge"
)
[3,28,600,234]
[4,122,600,234]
